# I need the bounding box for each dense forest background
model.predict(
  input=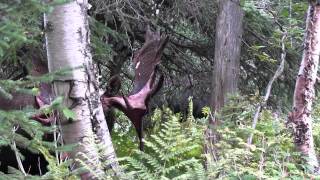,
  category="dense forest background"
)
[1,0,320,179]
